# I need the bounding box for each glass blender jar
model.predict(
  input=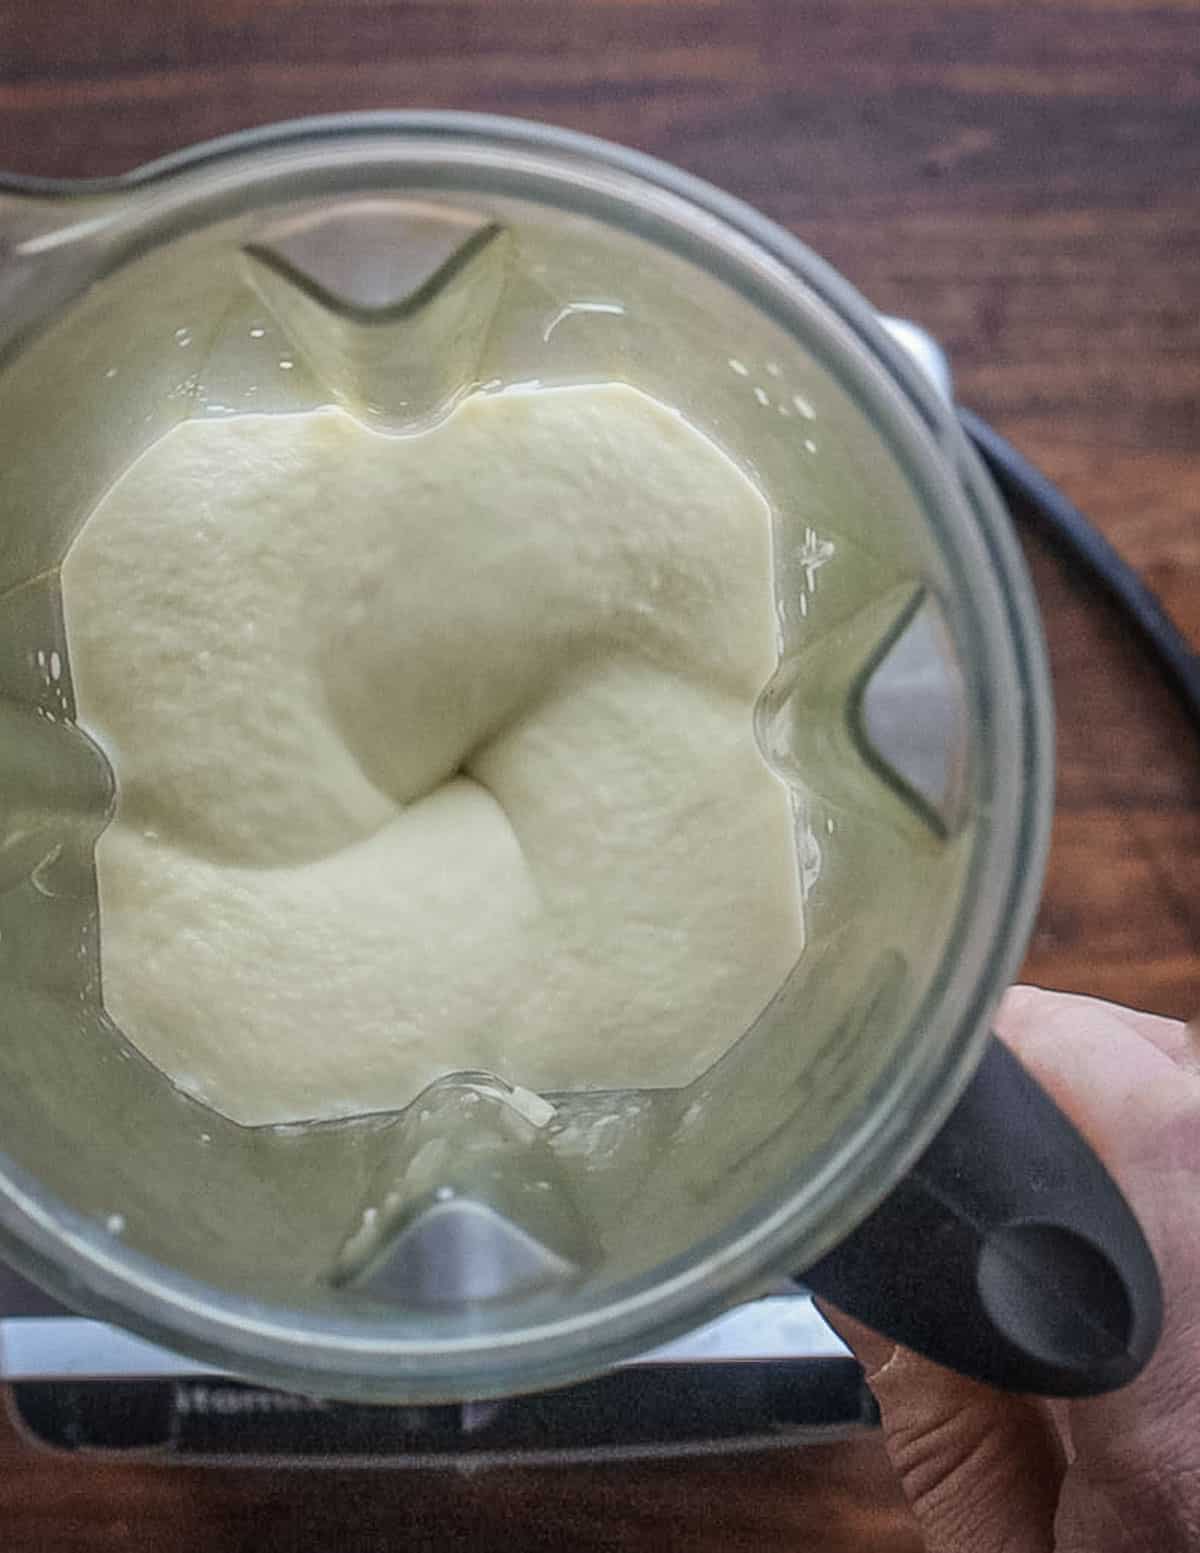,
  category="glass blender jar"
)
[0,114,1160,1402]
